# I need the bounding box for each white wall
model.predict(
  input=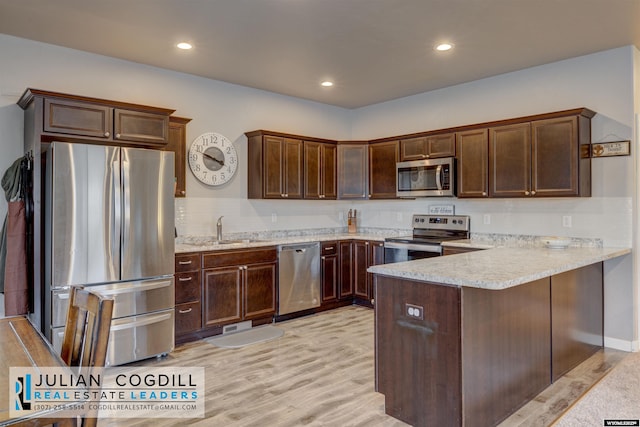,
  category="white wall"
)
[0,34,636,348]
